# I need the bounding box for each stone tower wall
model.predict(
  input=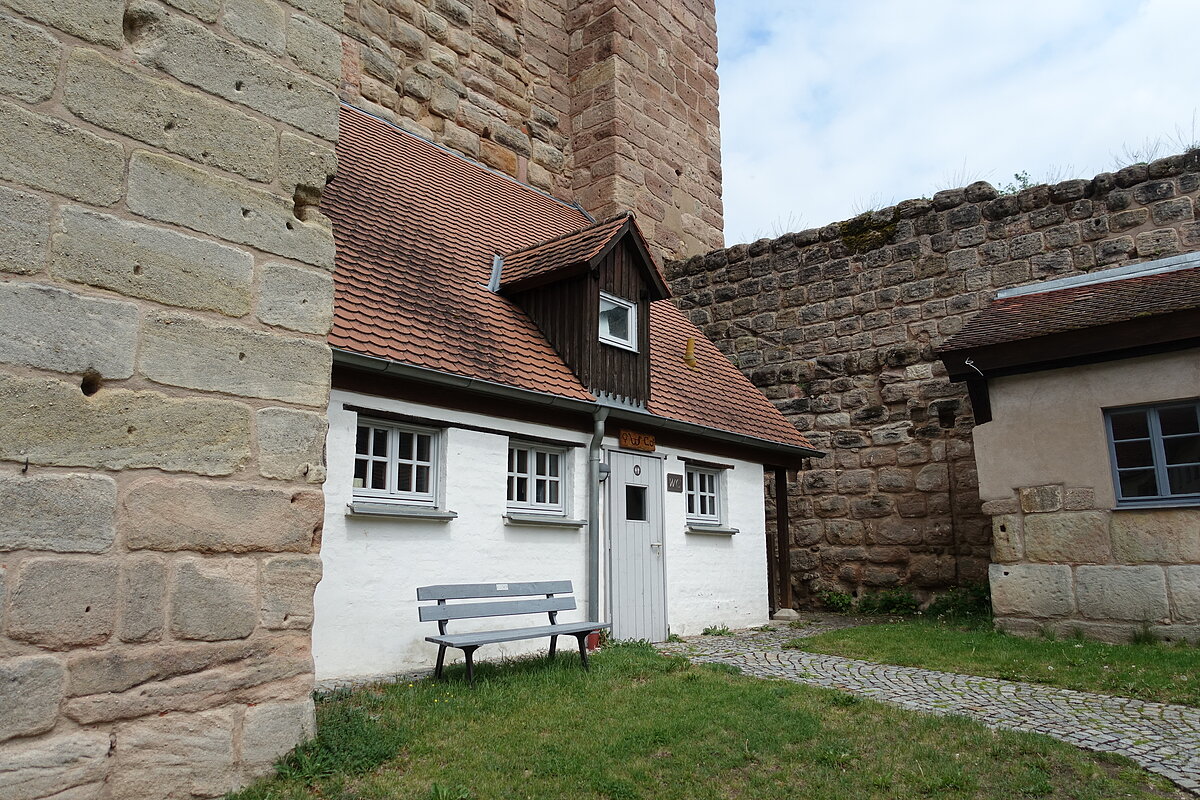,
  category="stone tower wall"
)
[665,153,1200,607]
[339,0,723,260]
[0,0,341,797]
